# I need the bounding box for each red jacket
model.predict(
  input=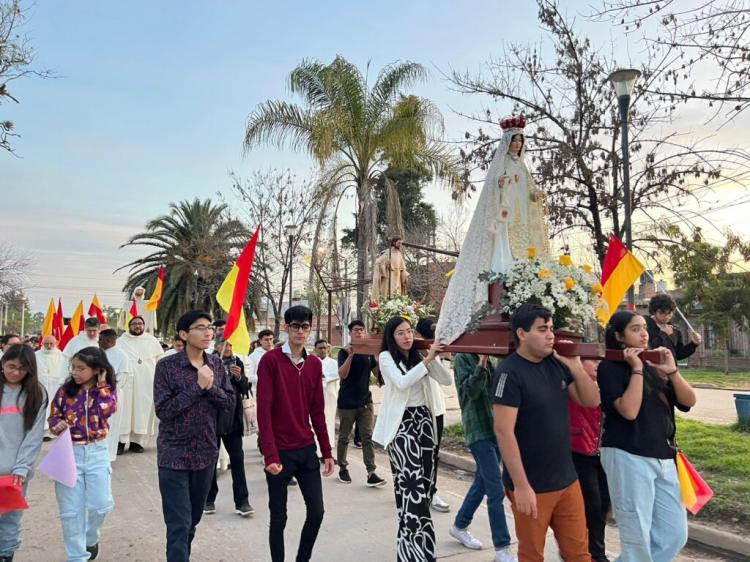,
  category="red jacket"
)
[256,347,332,466]
[568,399,602,456]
